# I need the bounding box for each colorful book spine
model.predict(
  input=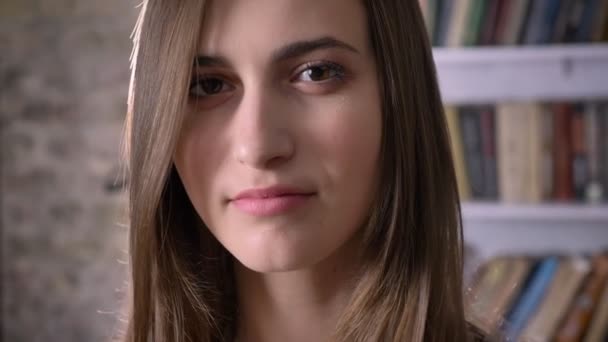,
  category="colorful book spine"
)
[555,254,608,341]
[504,256,560,341]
